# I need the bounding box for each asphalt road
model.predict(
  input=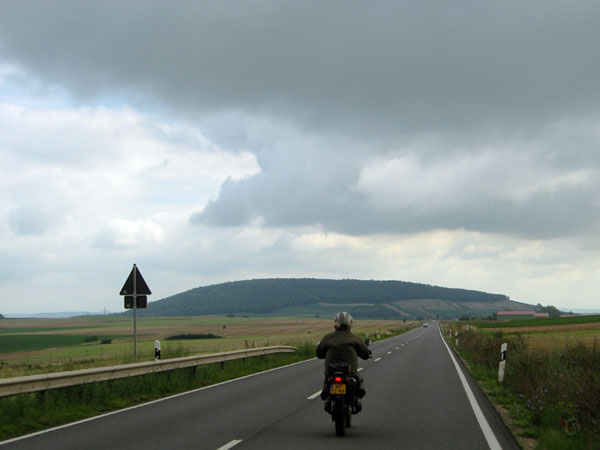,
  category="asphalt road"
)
[1,324,520,450]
